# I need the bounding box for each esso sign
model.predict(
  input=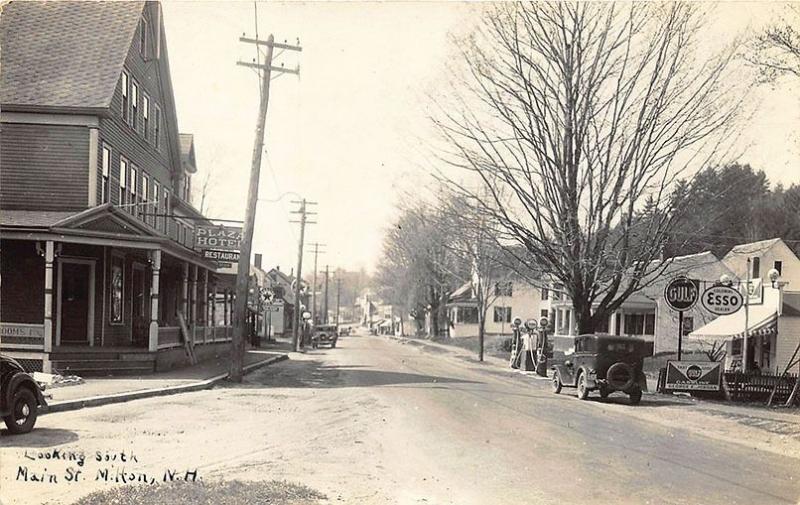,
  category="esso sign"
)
[701,285,743,316]
[664,276,699,311]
